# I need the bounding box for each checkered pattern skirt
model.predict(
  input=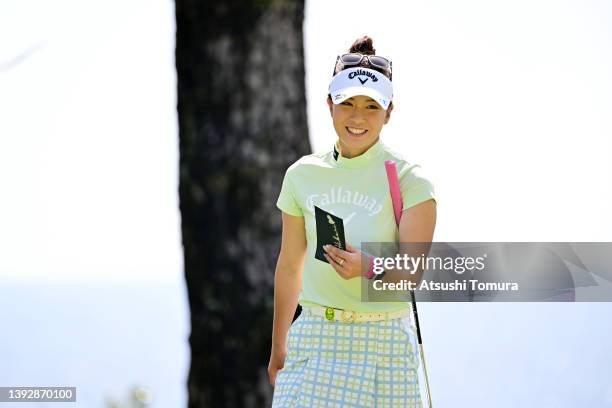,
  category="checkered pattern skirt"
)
[271,307,422,407]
